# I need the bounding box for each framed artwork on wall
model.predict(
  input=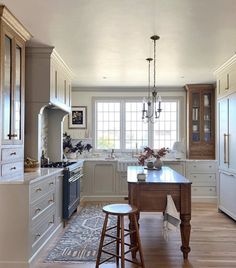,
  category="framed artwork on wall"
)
[68,106,87,129]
